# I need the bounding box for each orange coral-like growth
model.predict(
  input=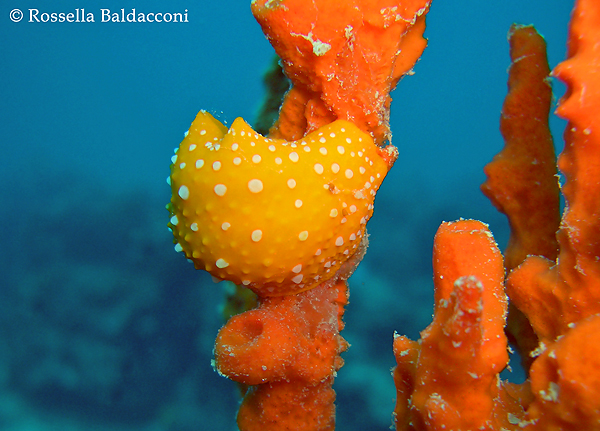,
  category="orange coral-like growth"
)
[481,24,560,272]
[507,2,600,427]
[393,1,600,429]
[215,280,349,431]
[252,0,431,145]
[393,220,520,430]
